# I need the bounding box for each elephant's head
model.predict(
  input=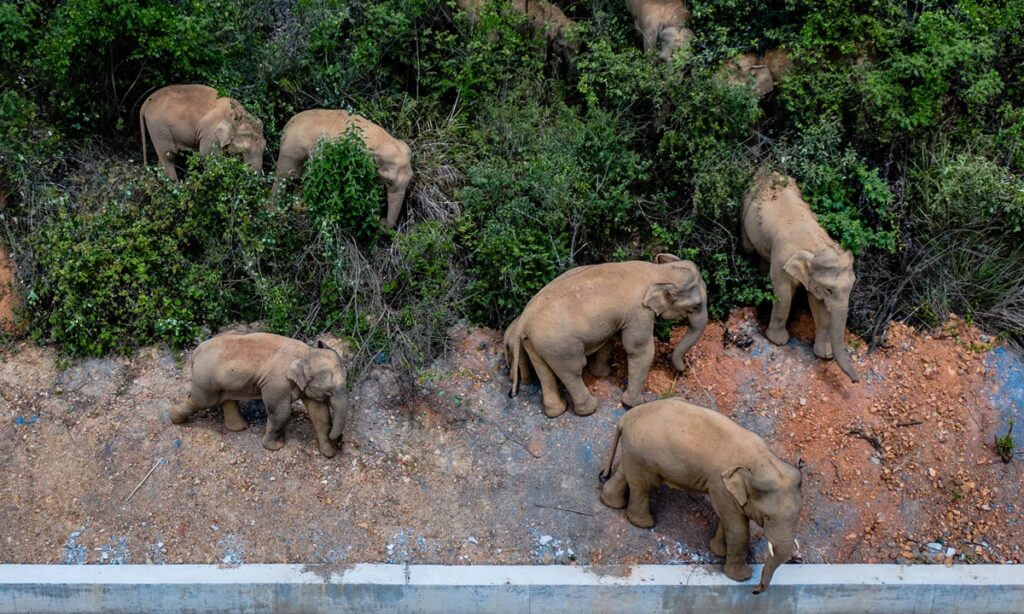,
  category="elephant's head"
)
[287,341,350,442]
[783,247,859,382]
[722,460,803,593]
[725,53,774,97]
[657,25,695,62]
[215,101,266,174]
[644,253,709,371]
